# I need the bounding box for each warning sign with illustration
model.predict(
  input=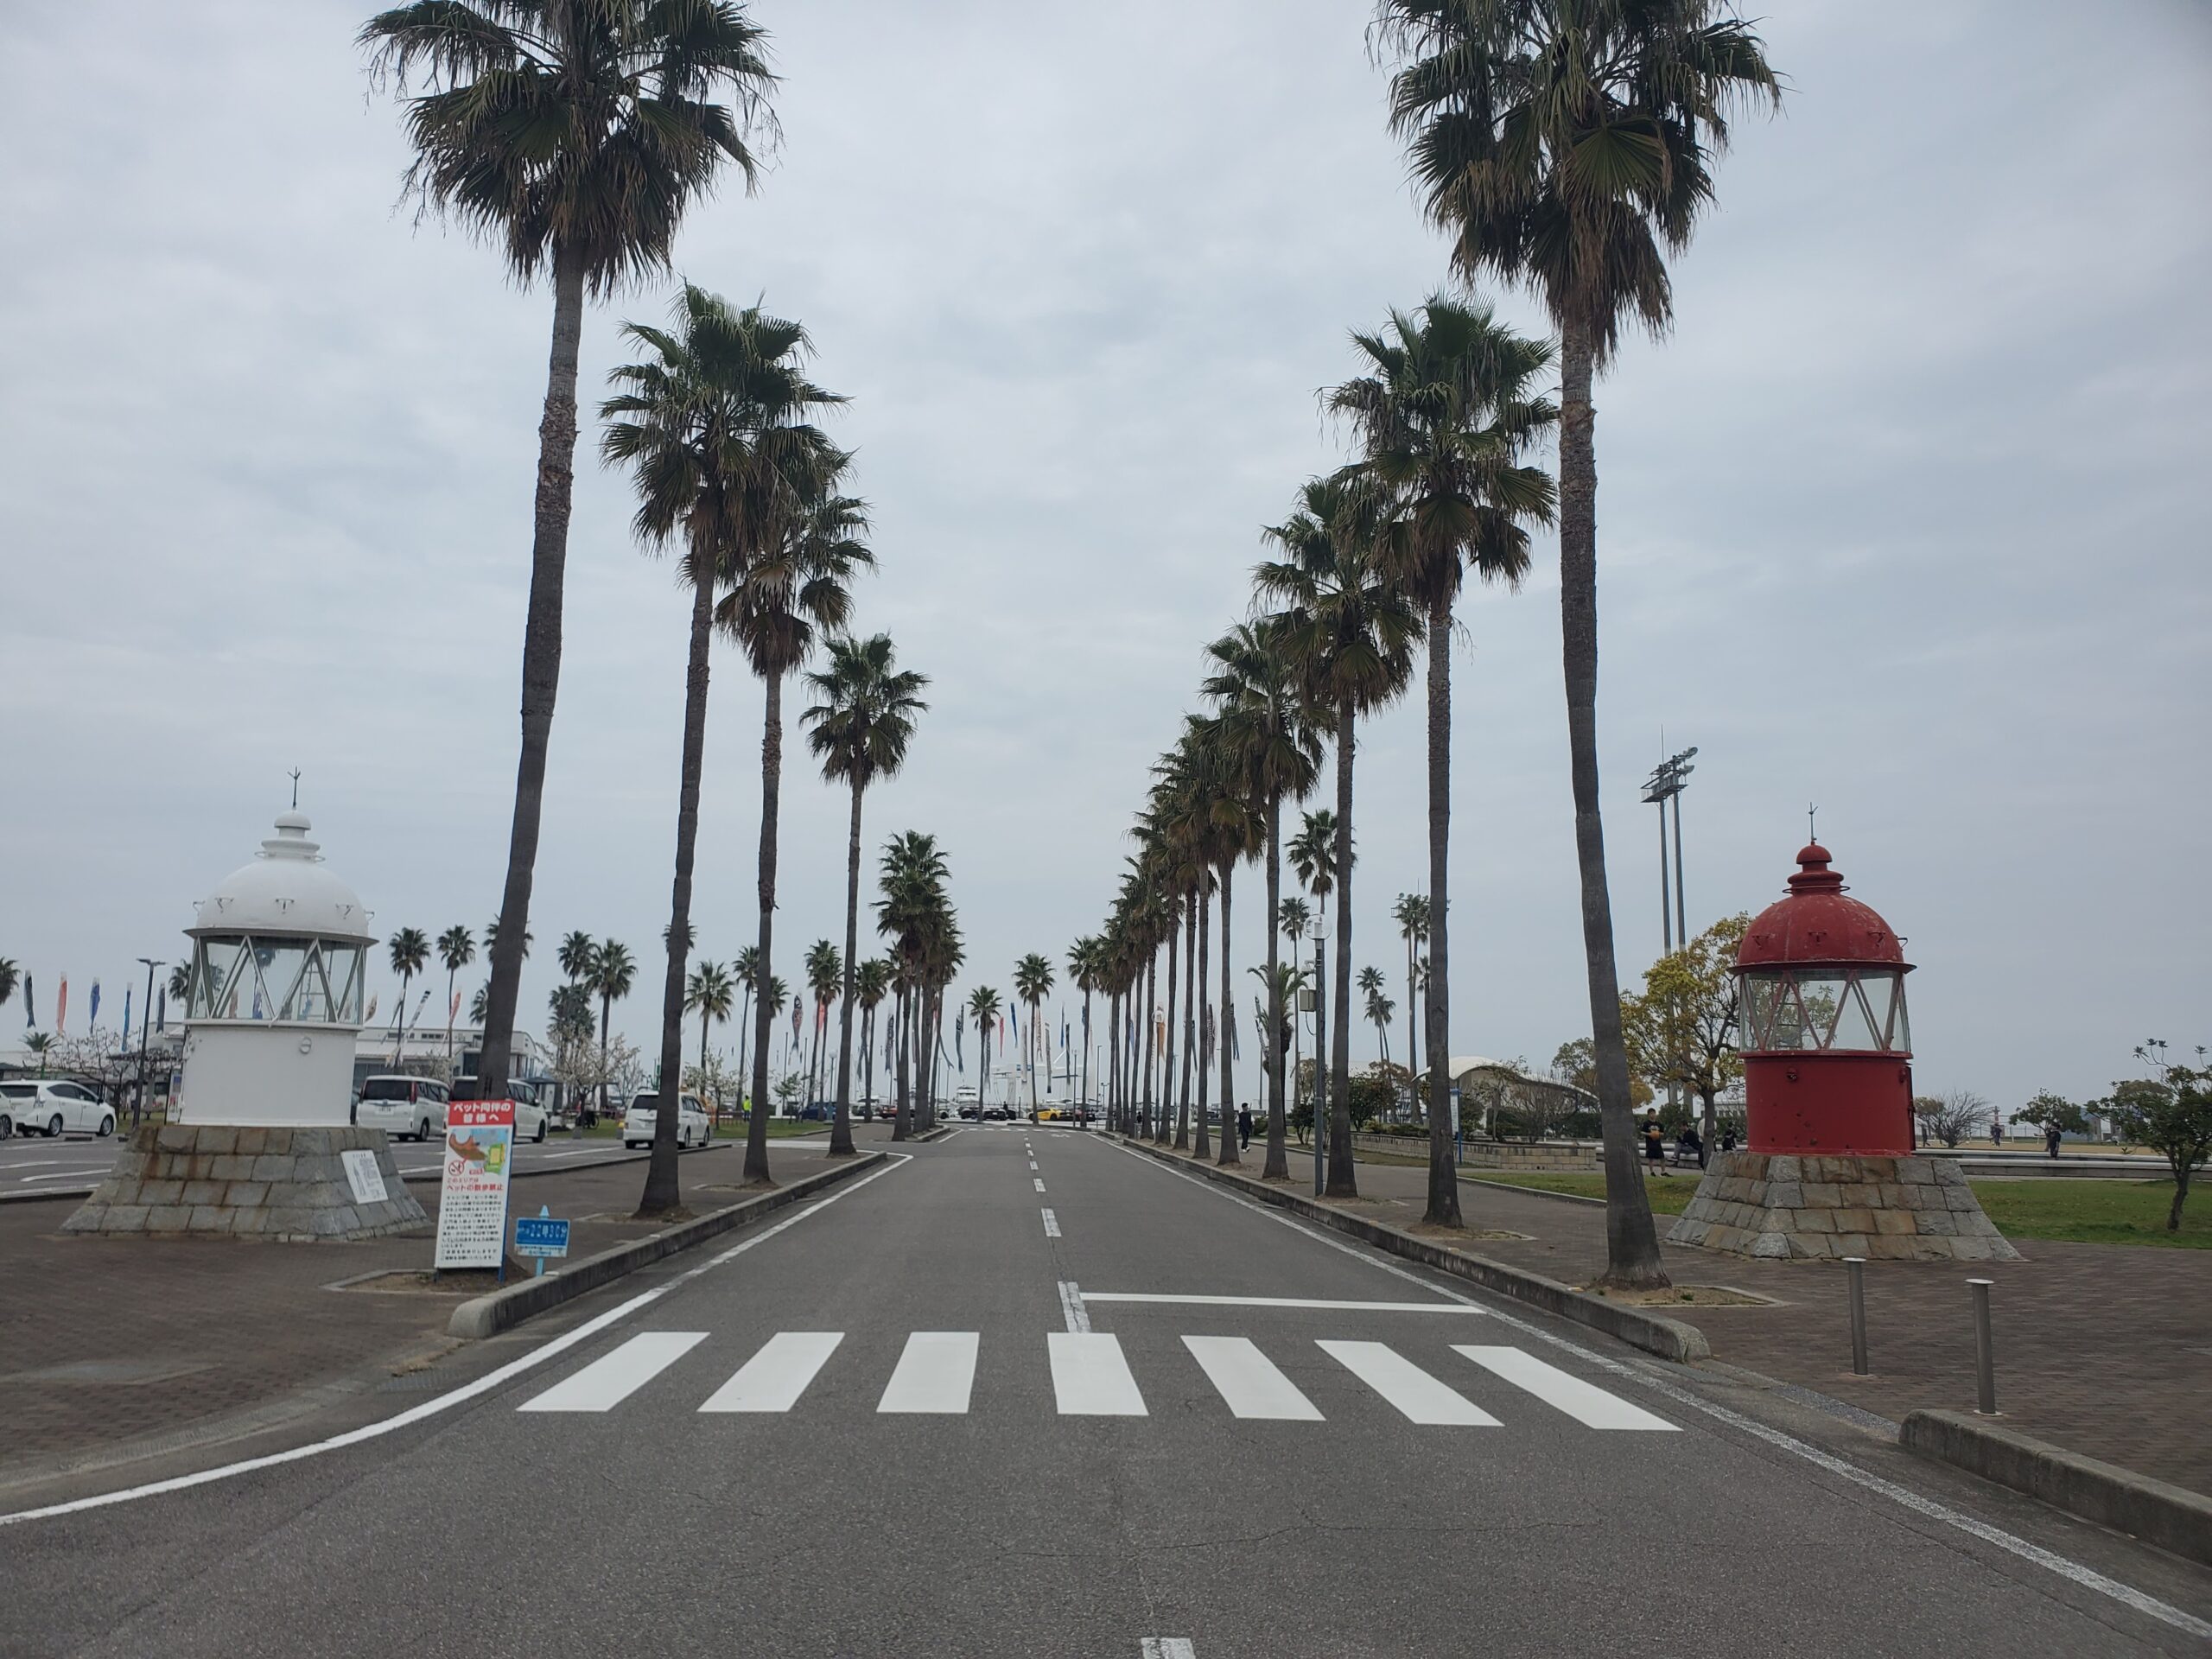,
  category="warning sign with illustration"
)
[434,1100,515,1270]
